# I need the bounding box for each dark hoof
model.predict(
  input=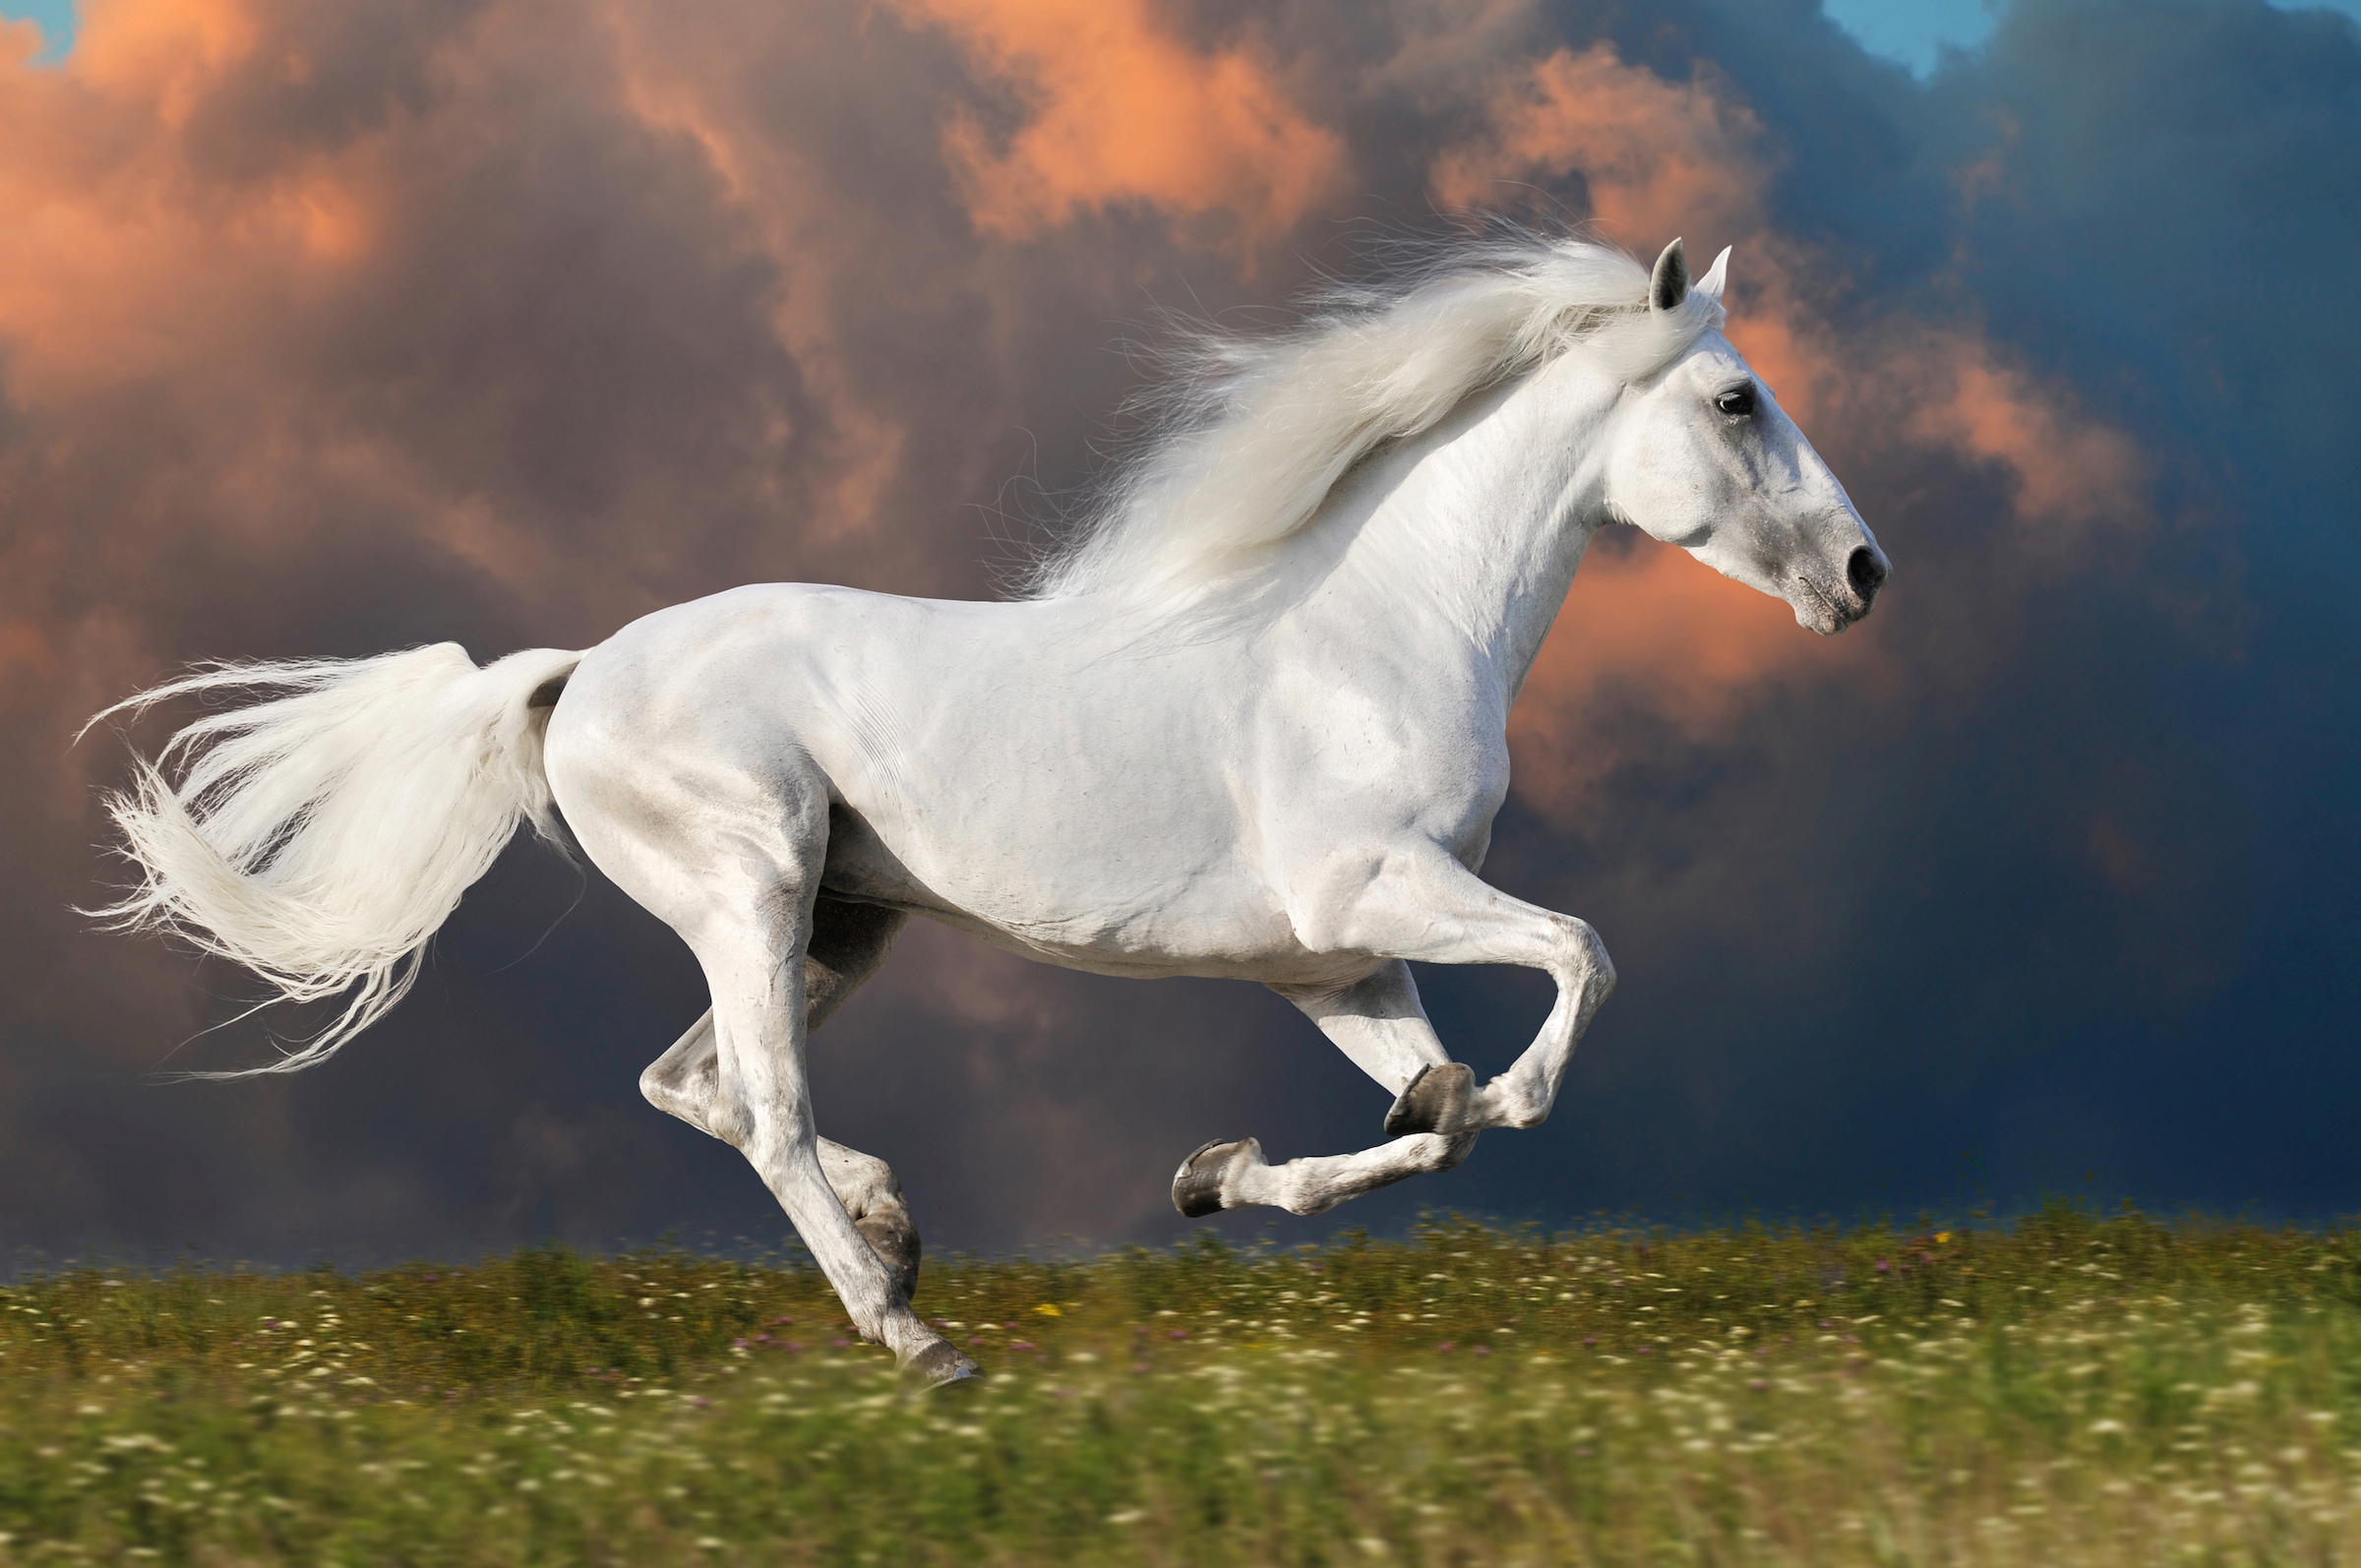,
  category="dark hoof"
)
[1172,1137,1257,1218]
[1384,1061,1476,1136]
[906,1340,982,1389]
[856,1208,922,1302]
